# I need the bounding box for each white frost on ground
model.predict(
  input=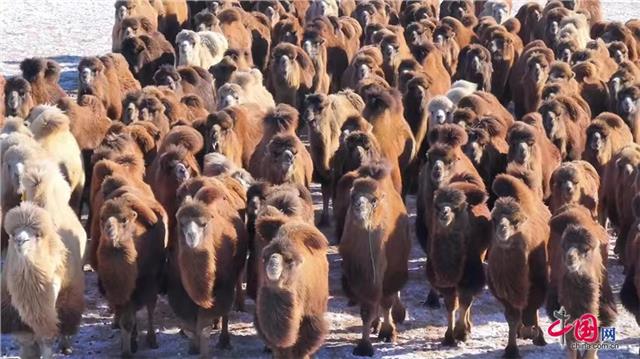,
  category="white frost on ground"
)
[1,1,640,358]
